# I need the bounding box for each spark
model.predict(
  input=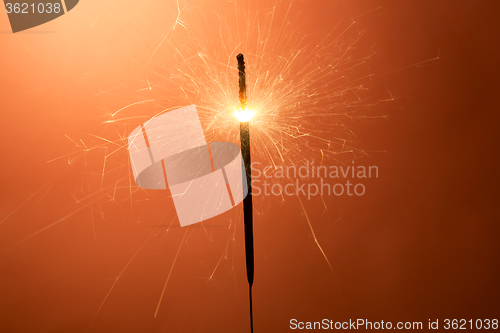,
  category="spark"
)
[234,107,256,122]
[21,199,99,241]
[111,99,155,117]
[296,194,339,291]
[86,226,161,331]
[0,2,440,328]
[154,227,189,318]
